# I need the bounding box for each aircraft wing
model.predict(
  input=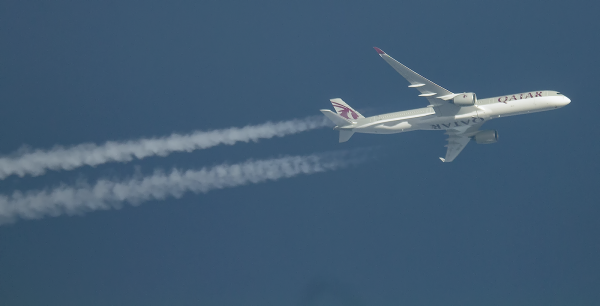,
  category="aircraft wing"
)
[440,122,484,162]
[374,47,455,106]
